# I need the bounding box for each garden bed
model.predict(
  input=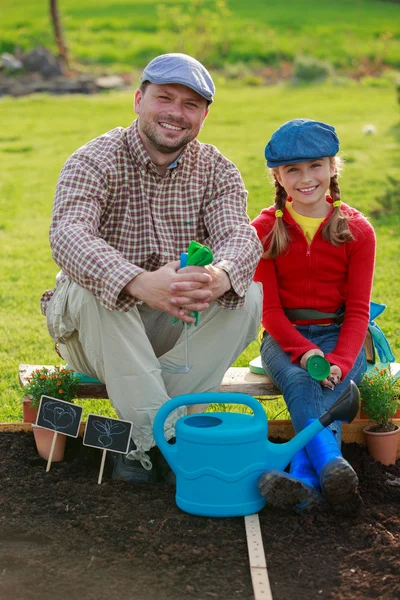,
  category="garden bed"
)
[0,432,398,600]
